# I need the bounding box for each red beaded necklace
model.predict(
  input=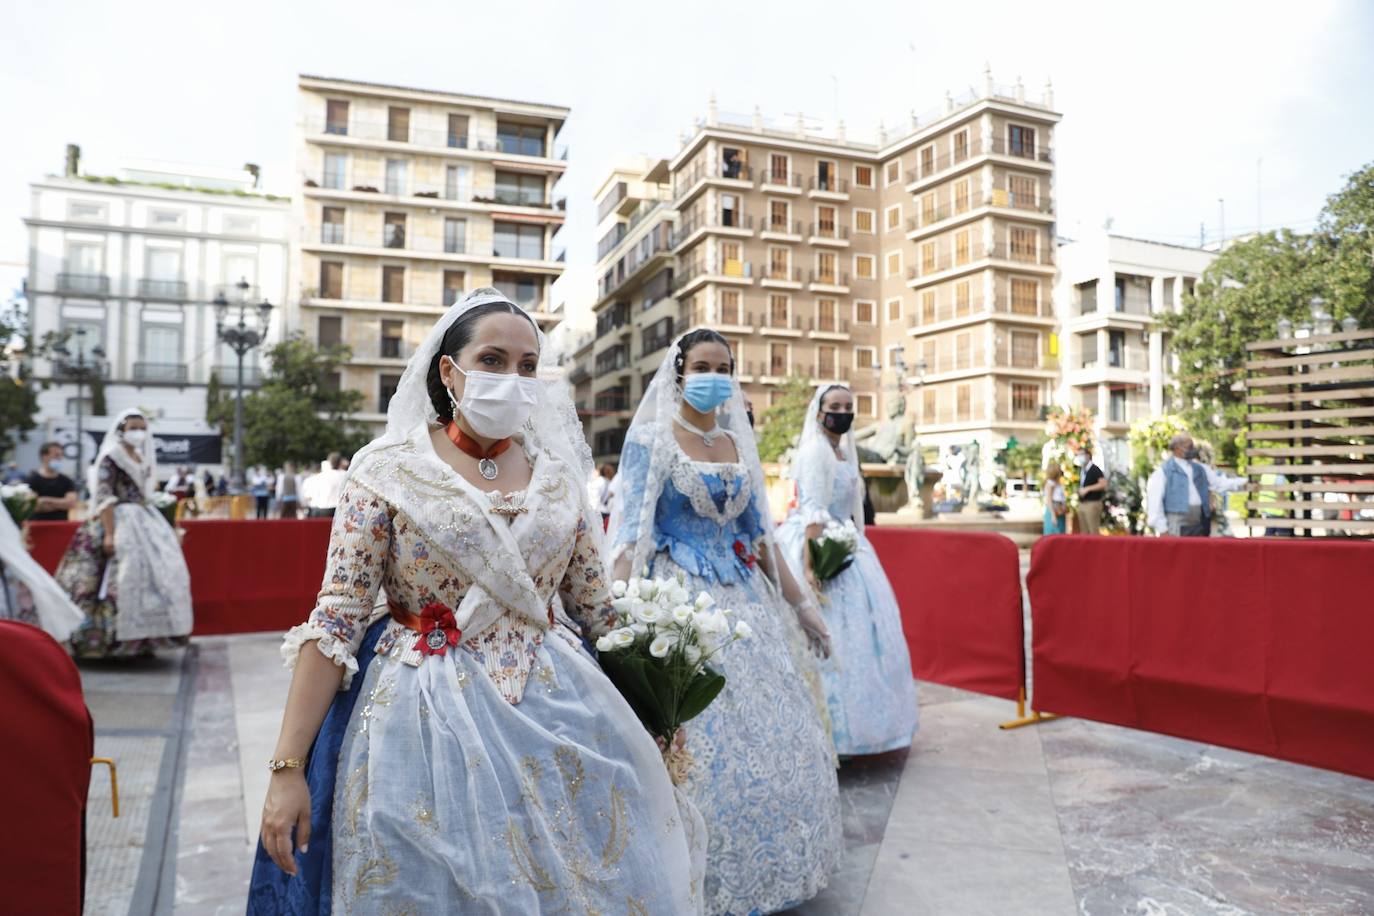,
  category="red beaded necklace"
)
[444,421,512,480]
